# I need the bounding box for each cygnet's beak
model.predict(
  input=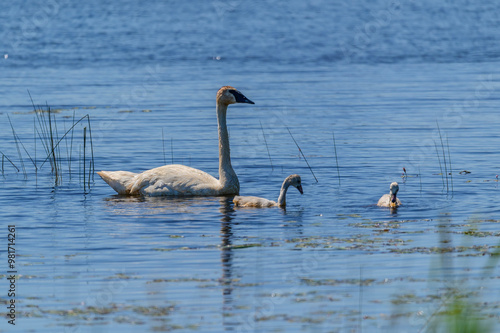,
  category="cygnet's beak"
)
[390,193,397,203]
[297,184,303,194]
